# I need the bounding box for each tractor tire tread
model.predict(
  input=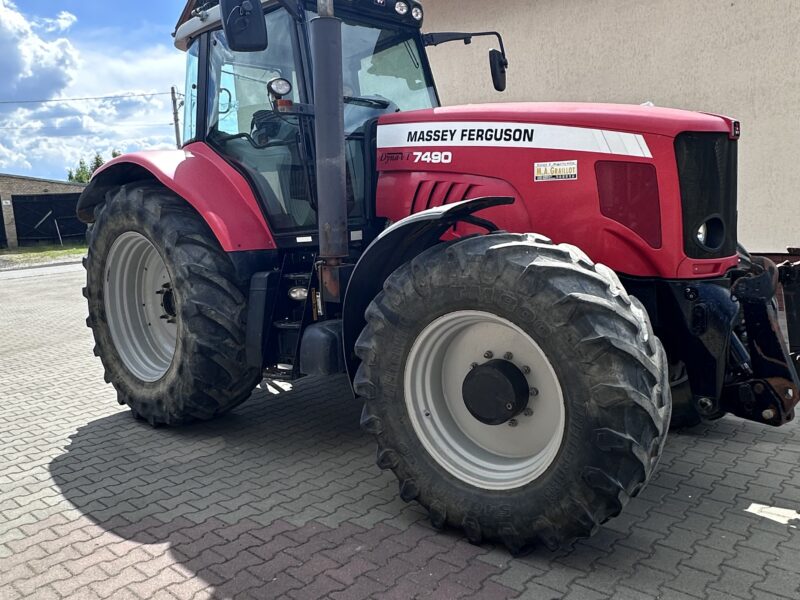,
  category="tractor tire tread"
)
[84,184,261,426]
[354,233,670,552]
